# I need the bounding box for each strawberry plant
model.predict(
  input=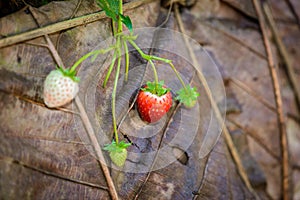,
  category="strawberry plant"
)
[95,0,199,167]
[43,0,199,167]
